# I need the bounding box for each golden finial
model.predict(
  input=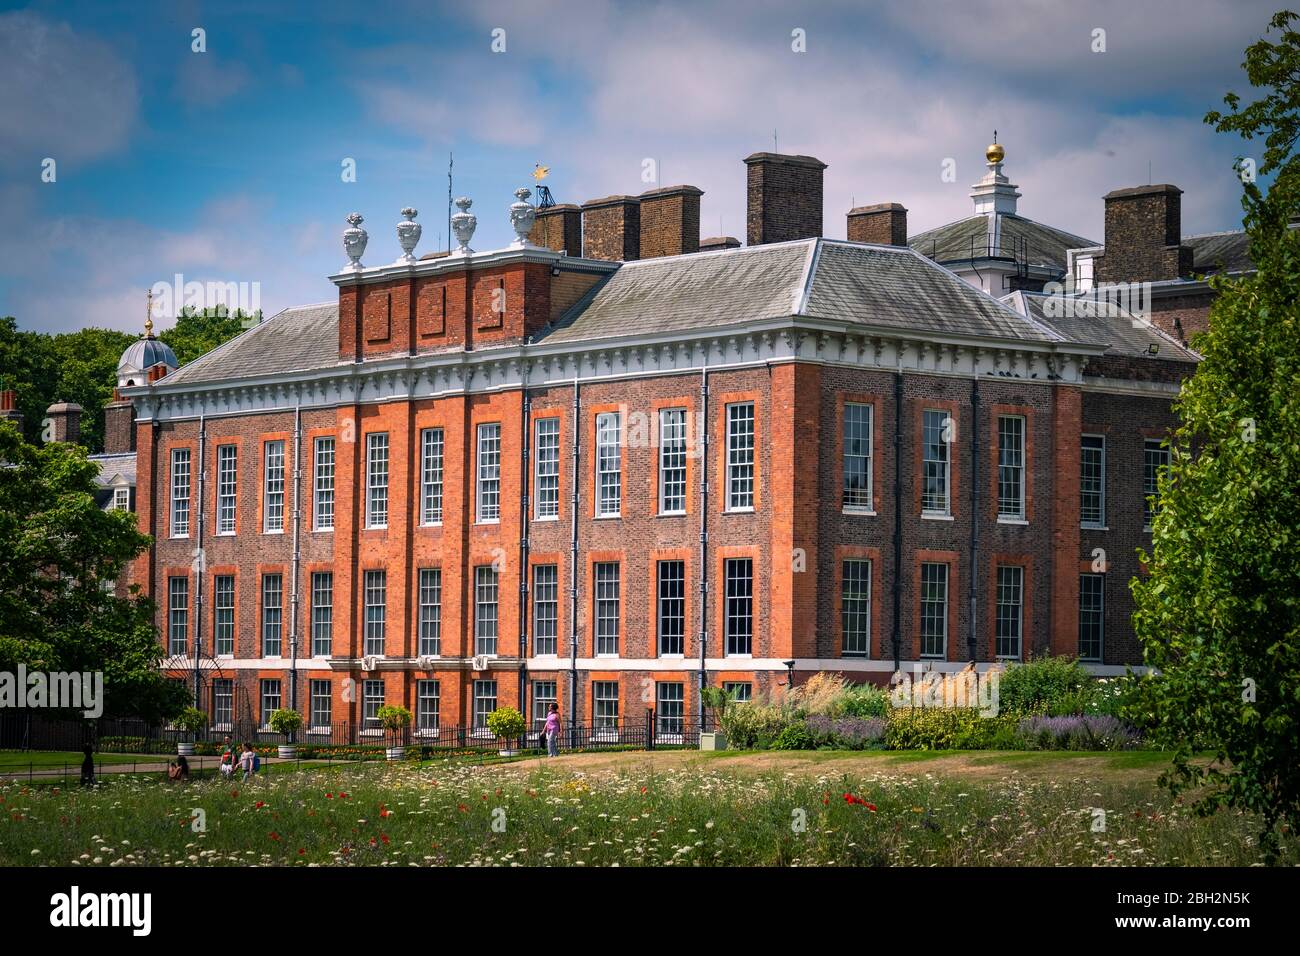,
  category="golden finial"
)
[532,163,550,181]
[145,289,154,338]
[986,131,1004,165]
